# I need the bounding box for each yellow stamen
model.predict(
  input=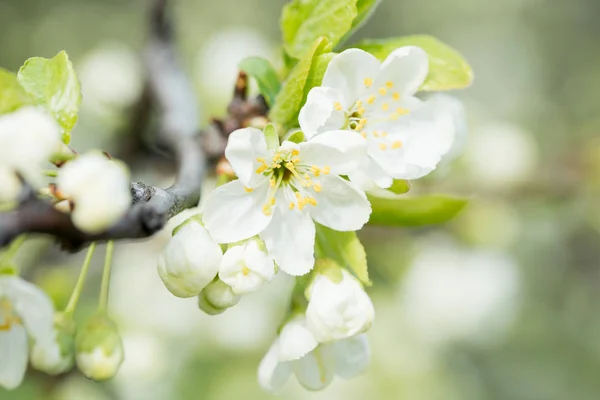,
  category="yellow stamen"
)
[289,202,295,210]
[391,140,403,149]
[270,197,276,206]
[360,131,367,138]
[379,143,387,150]
[313,183,322,192]
[311,165,321,176]
[334,102,343,111]
[357,107,366,115]
[386,81,394,88]
[307,197,317,206]
[291,149,300,156]
[292,157,300,163]
[256,164,267,173]
[262,204,272,216]
[381,103,389,111]
[256,157,265,162]
[367,95,376,105]
[364,77,373,87]
[381,131,388,137]
[242,266,250,276]
[392,92,400,101]
[378,87,387,96]
[356,100,363,108]
[396,107,409,115]
[244,186,254,193]
[359,118,368,125]
[322,166,331,175]
[355,124,364,131]
[269,178,276,187]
